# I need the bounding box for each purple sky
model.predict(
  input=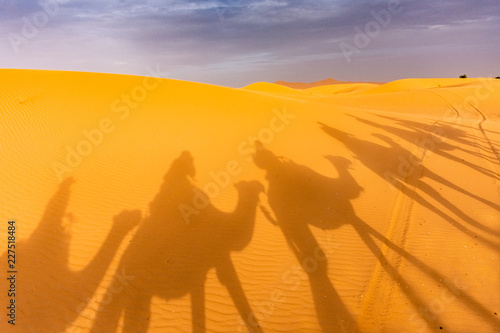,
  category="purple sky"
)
[1,0,499,87]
